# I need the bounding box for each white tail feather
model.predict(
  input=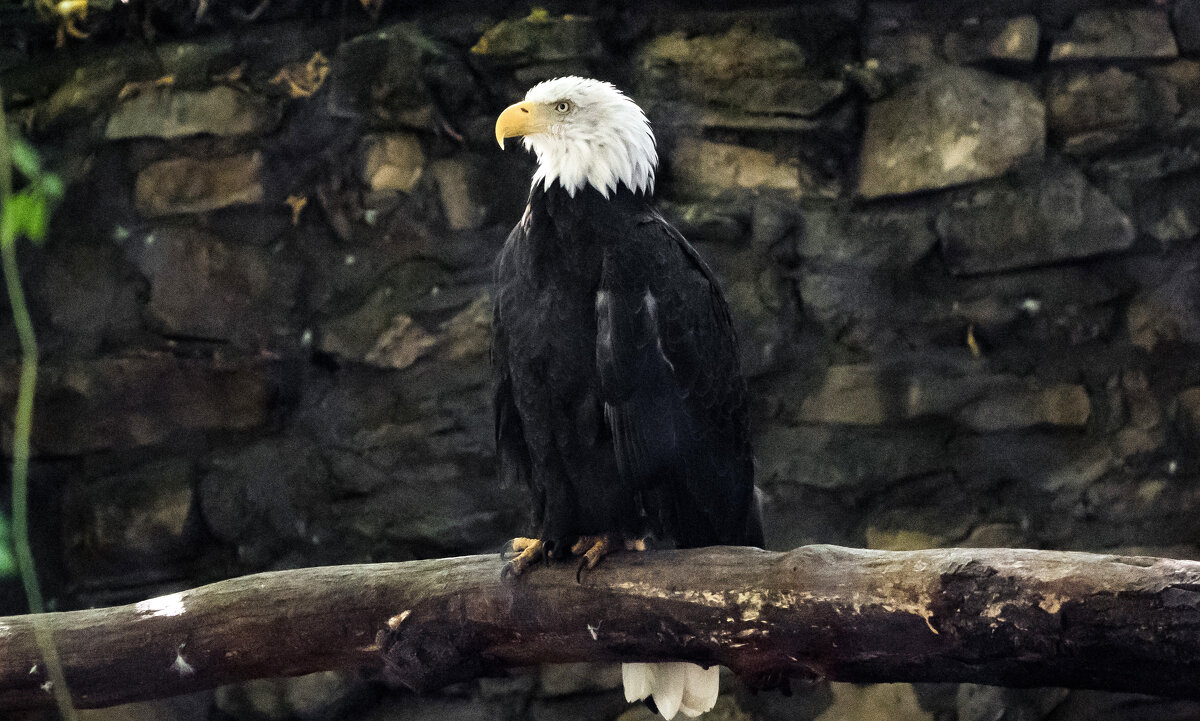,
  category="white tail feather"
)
[652,663,686,720]
[623,662,653,702]
[621,662,720,720]
[679,663,720,717]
